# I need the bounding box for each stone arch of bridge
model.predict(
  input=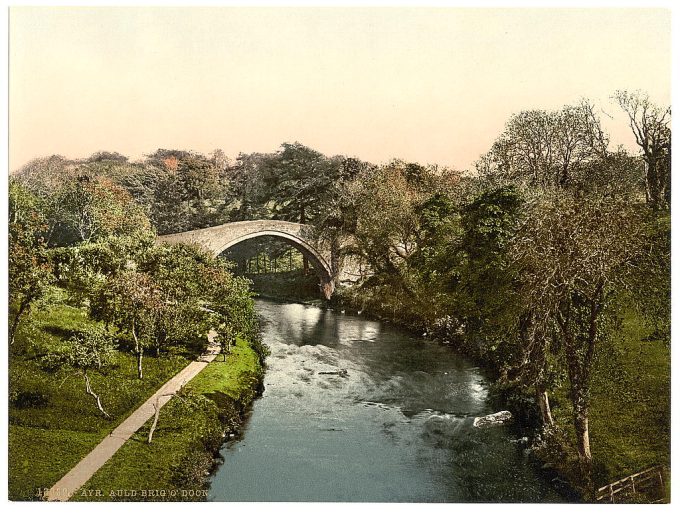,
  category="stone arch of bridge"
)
[156,220,336,299]
[217,230,334,300]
